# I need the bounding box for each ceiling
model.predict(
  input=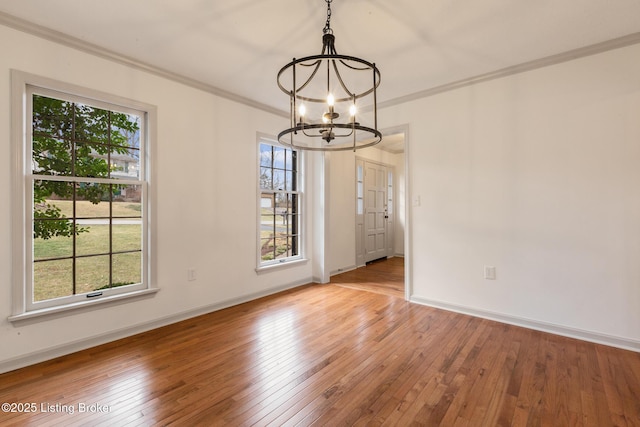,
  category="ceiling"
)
[2,0,640,115]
